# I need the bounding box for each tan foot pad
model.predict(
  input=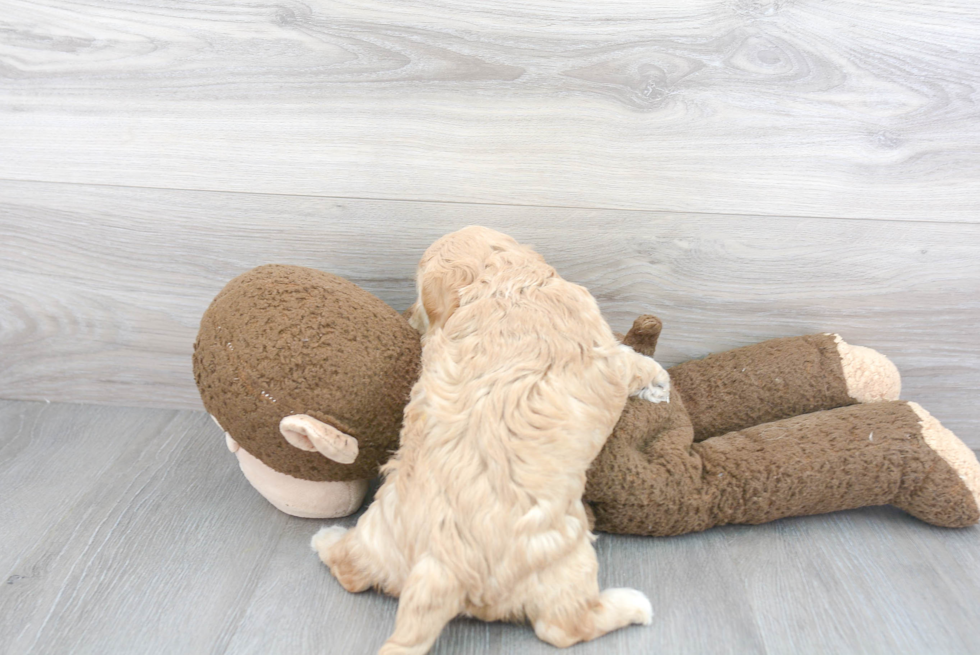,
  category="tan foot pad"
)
[909,402,980,516]
[832,335,901,403]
